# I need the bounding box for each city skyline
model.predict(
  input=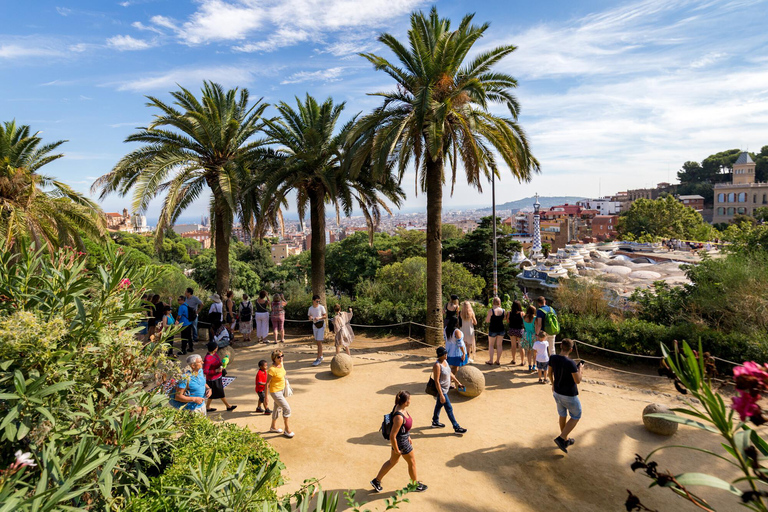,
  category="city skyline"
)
[4,0,768,219]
